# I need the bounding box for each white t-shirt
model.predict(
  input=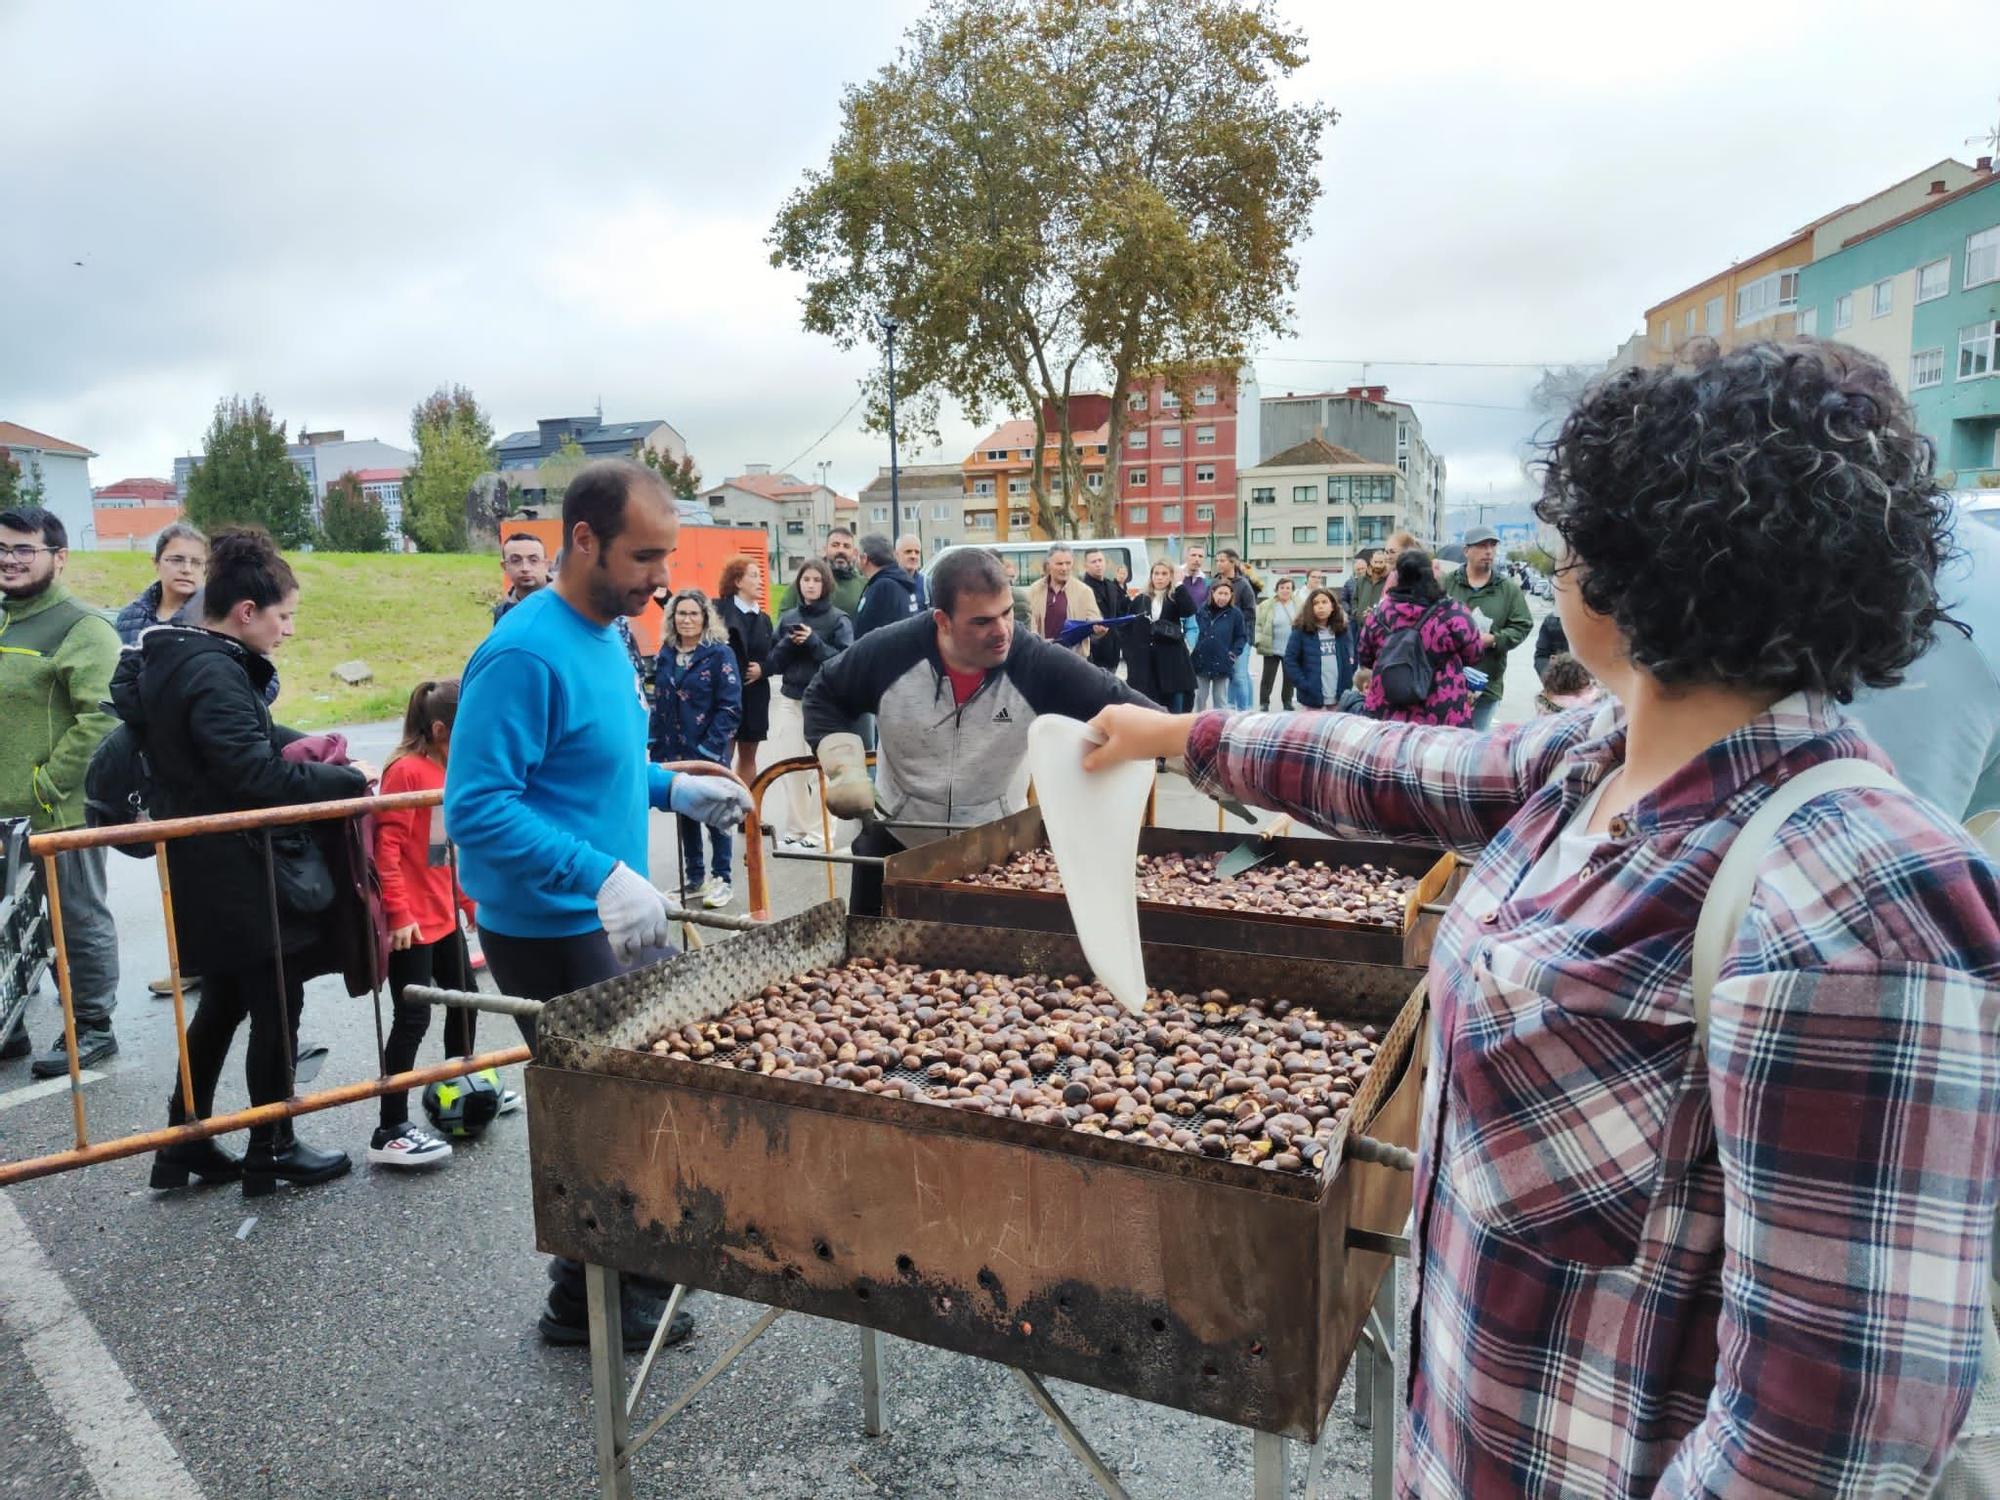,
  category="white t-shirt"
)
[1509,778,1612,906]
